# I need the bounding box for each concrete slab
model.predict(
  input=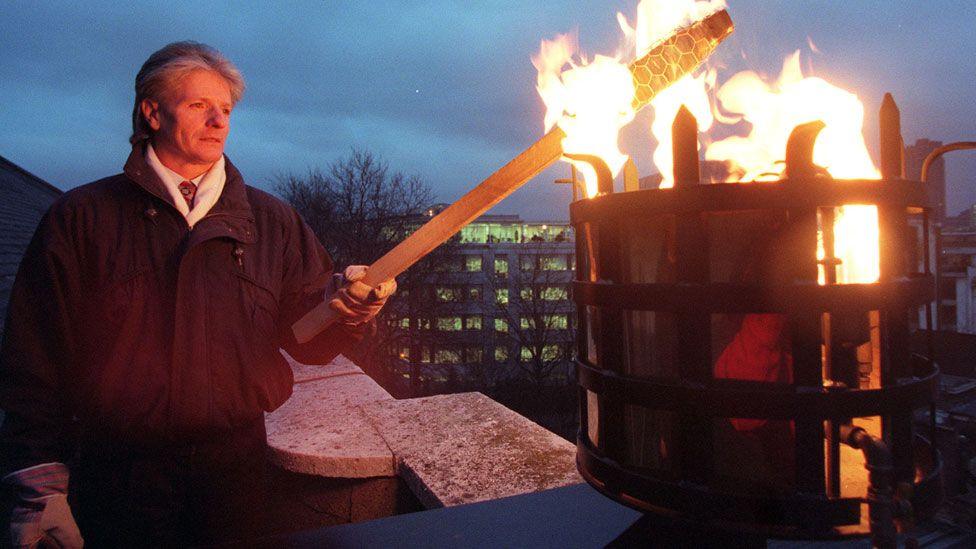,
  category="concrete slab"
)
[363,392,583,508]
[266,357,395,478]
